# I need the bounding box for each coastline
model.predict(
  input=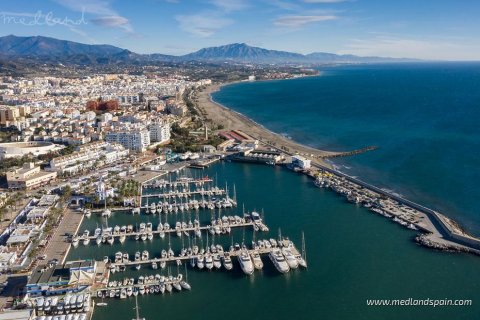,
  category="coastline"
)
[198,80,480,256]
[198,80,345,168]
